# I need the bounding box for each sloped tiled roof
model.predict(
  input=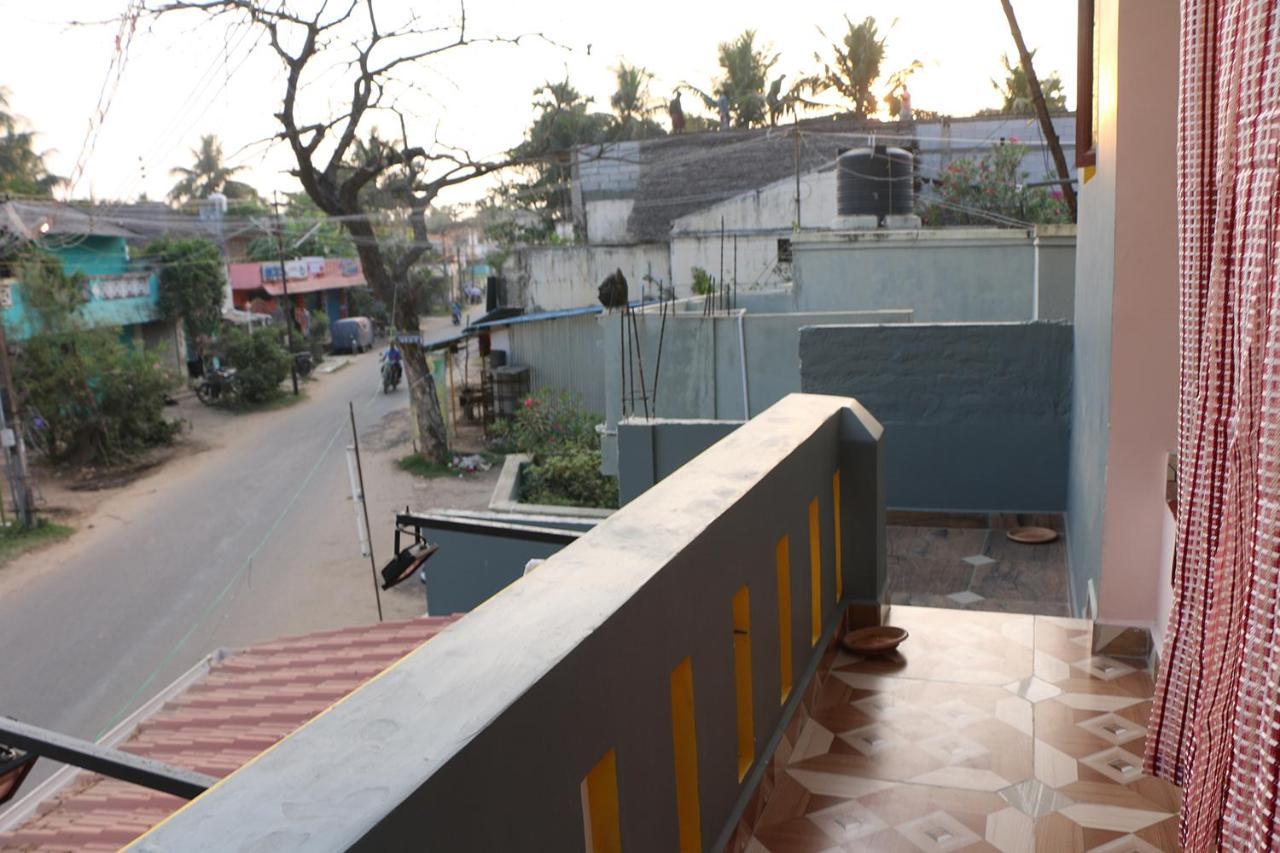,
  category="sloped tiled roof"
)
[581,115,905,242]
[0,616,459,853]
